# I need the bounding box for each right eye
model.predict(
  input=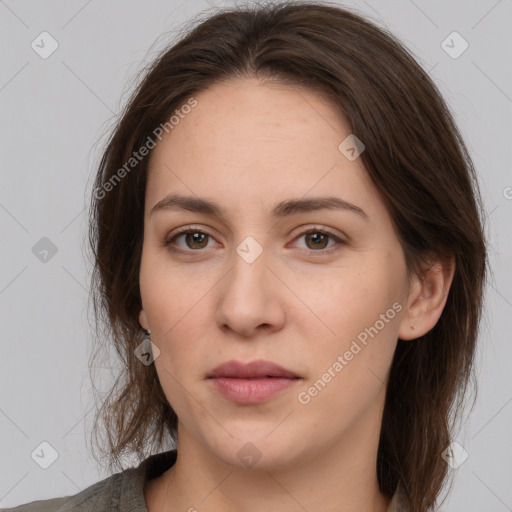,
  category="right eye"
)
[164,228,219,254]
